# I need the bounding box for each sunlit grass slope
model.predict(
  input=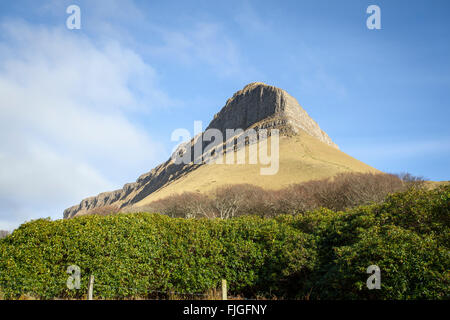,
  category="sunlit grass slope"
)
[135,131,380,207]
